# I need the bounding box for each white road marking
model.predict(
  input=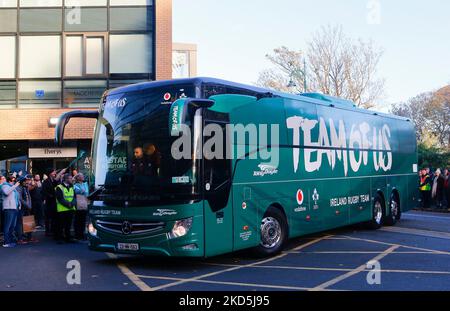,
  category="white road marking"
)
[381,226,450,240]
[149,235,333,291]
[405,213,450,220]
[309,245,400,291]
